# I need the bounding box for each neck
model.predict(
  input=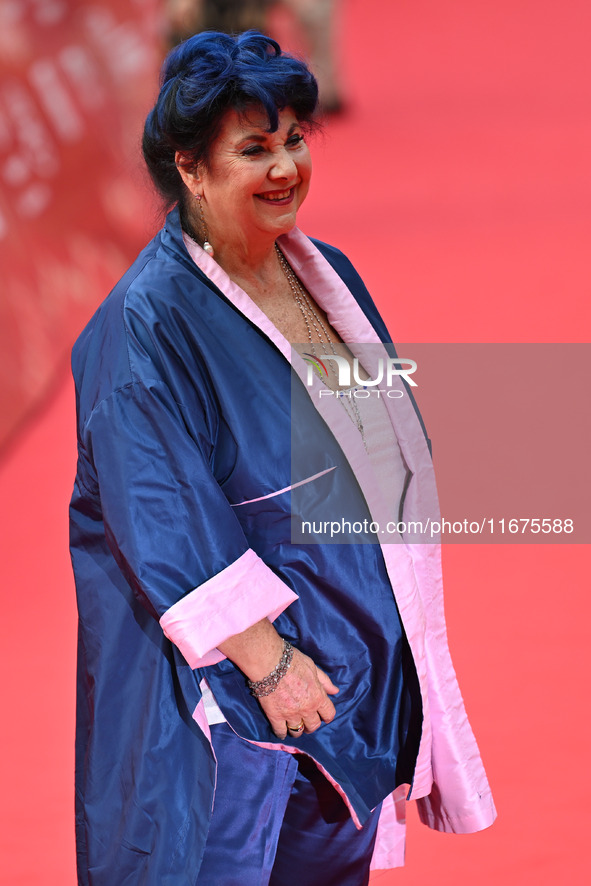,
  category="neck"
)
[216,239,282,286]
[182,202,289,288]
